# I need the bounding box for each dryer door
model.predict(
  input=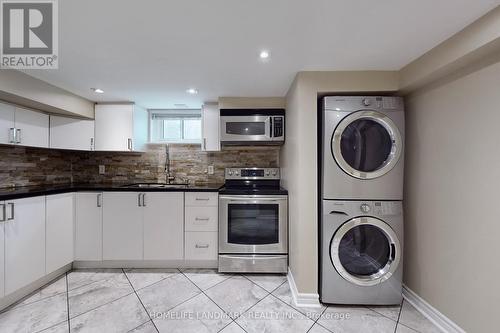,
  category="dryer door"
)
[331,110,402,179]
[330,216,401,286]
